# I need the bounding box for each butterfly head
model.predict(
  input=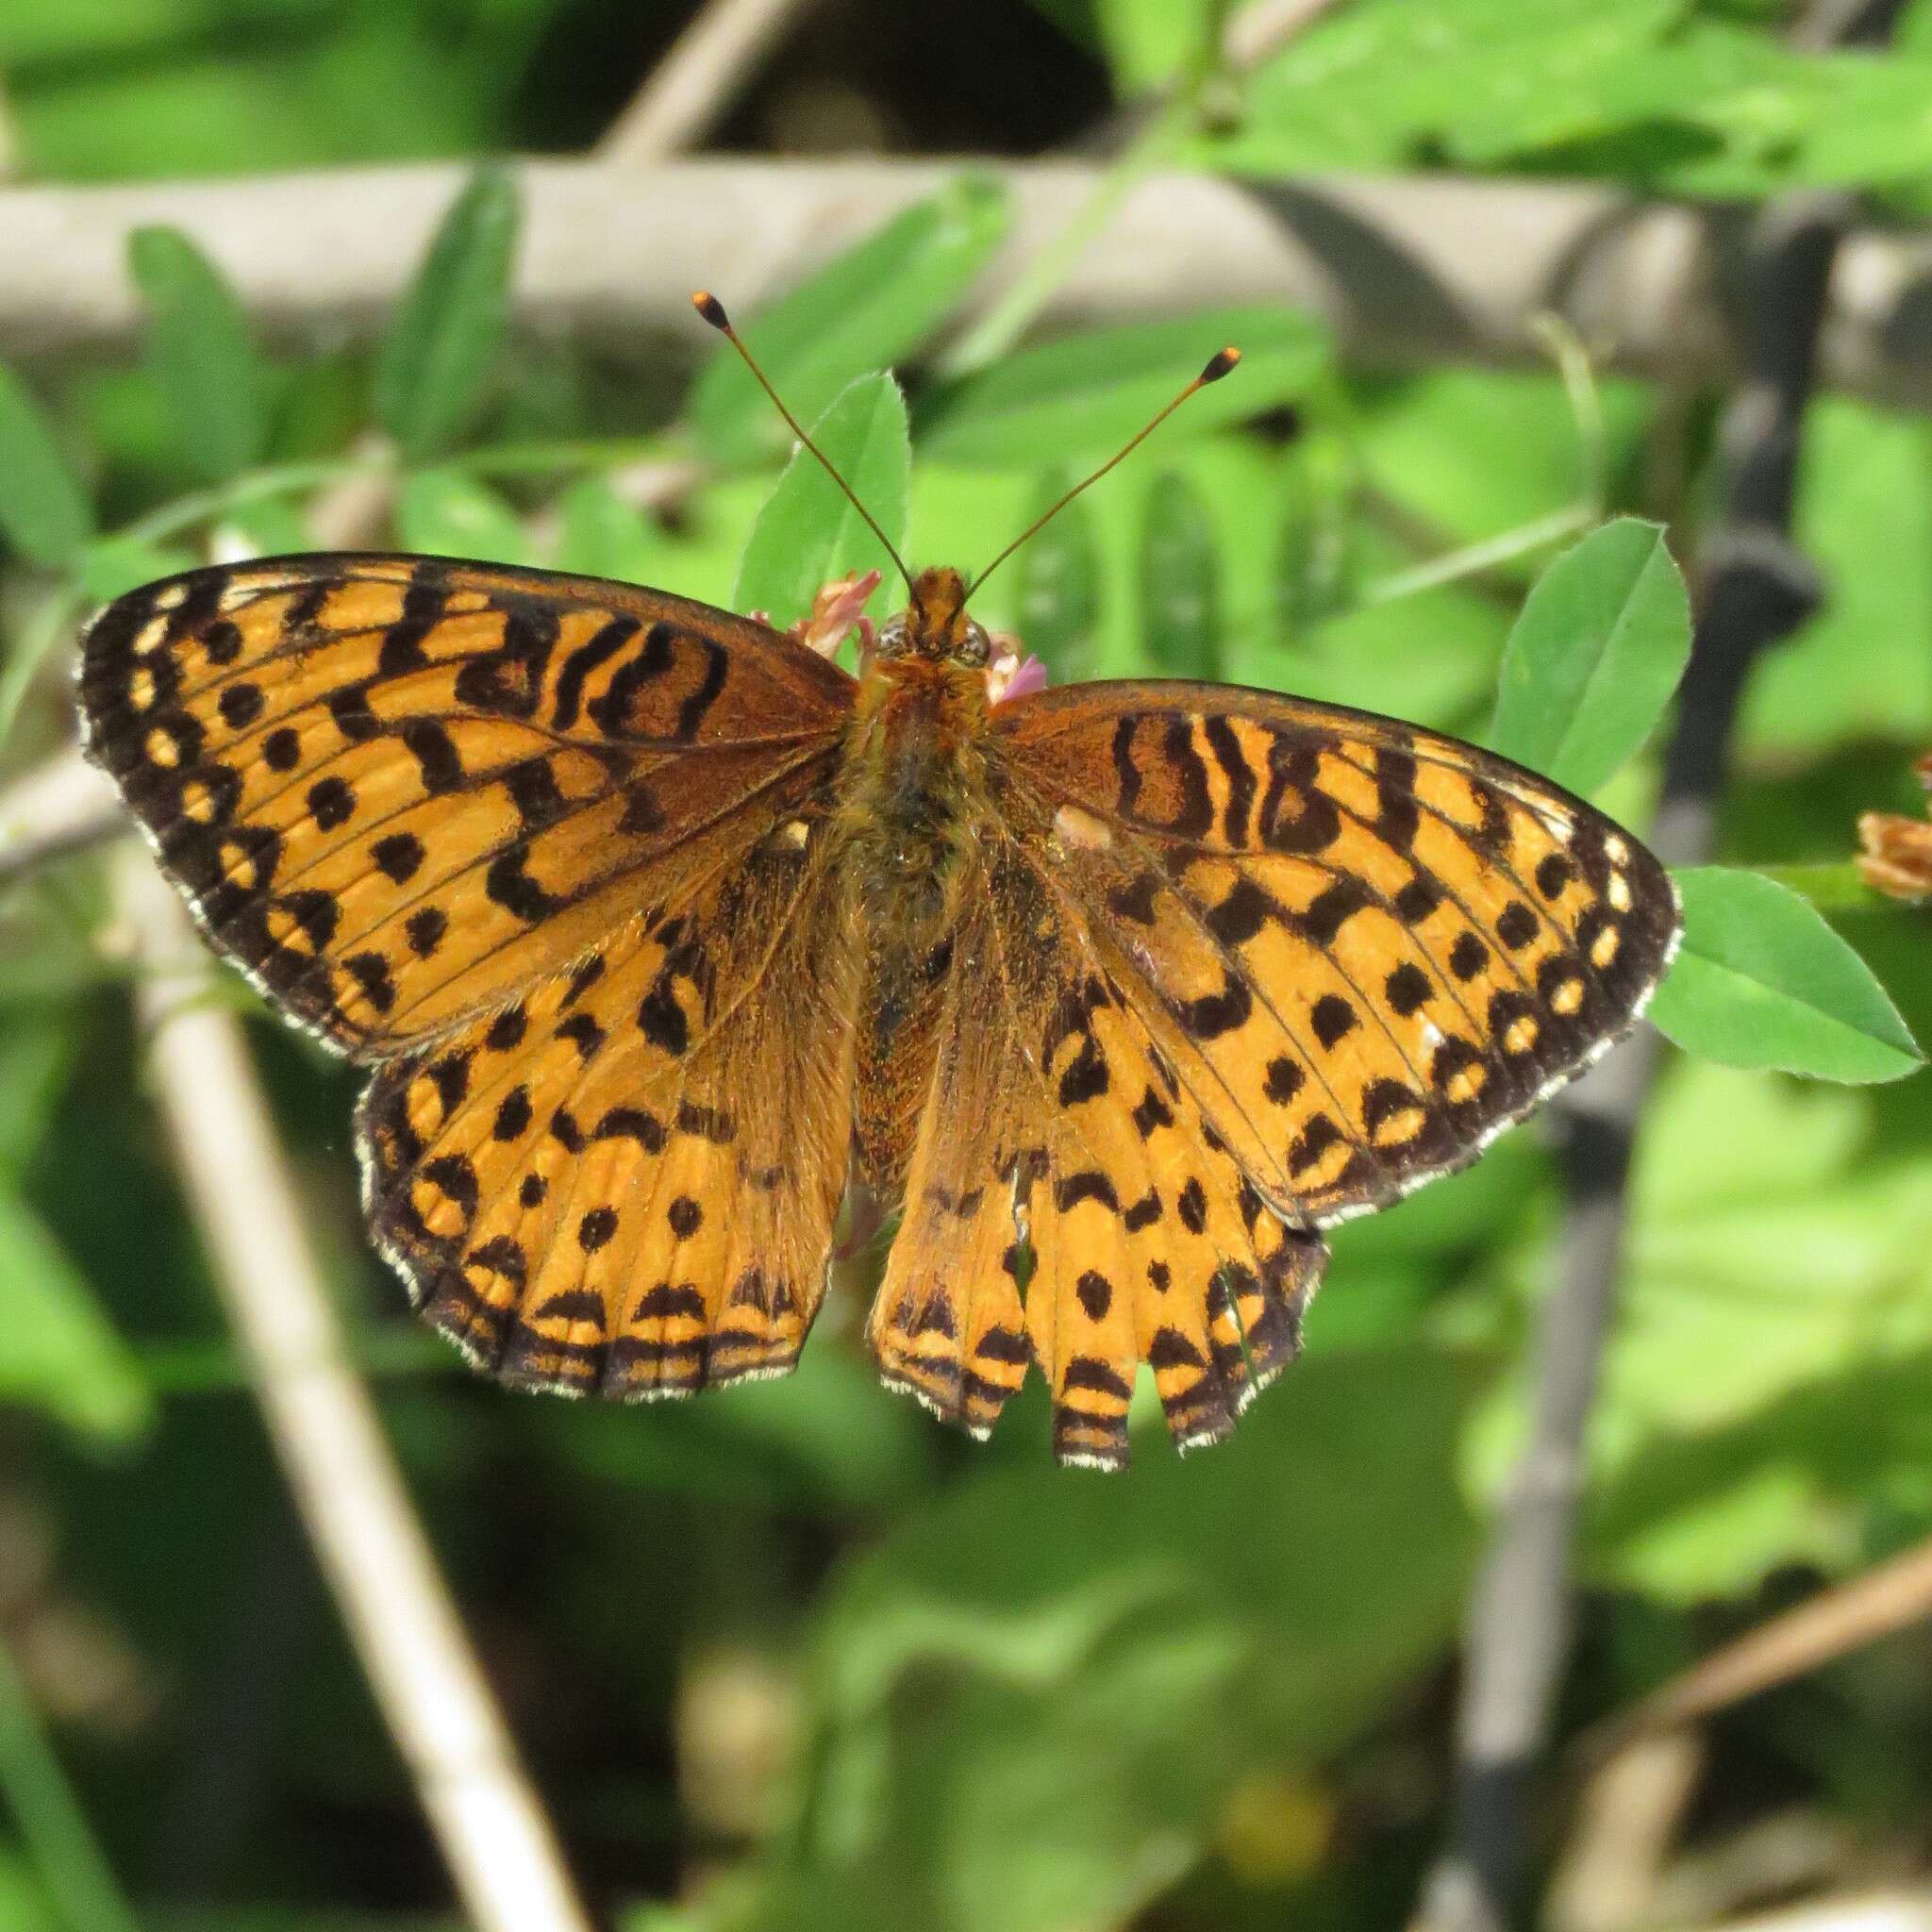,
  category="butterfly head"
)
[875,565,991,668]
